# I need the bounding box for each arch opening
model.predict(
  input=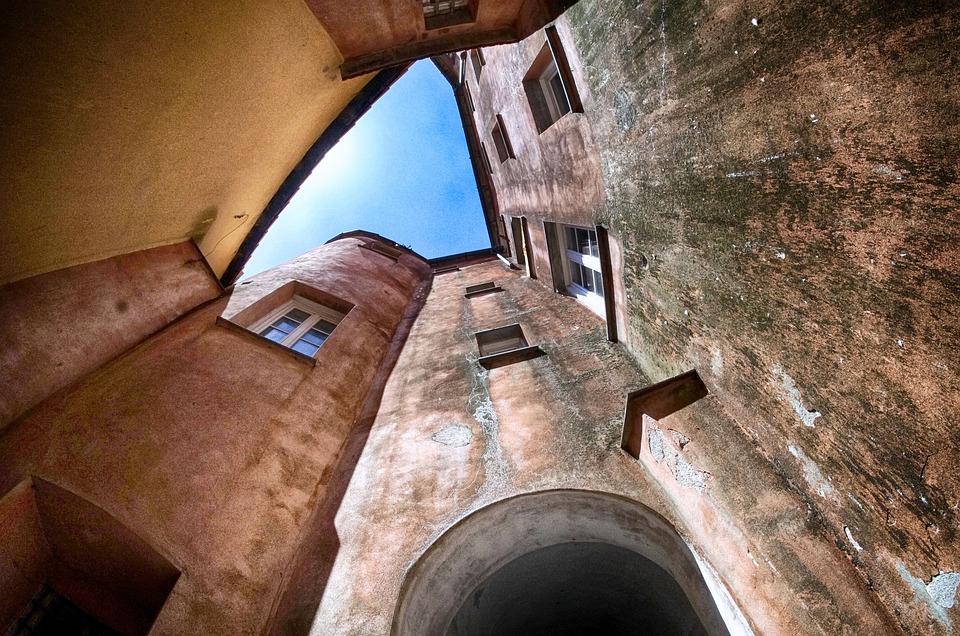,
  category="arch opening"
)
[448,541,706,636]
[392,489,751,636]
